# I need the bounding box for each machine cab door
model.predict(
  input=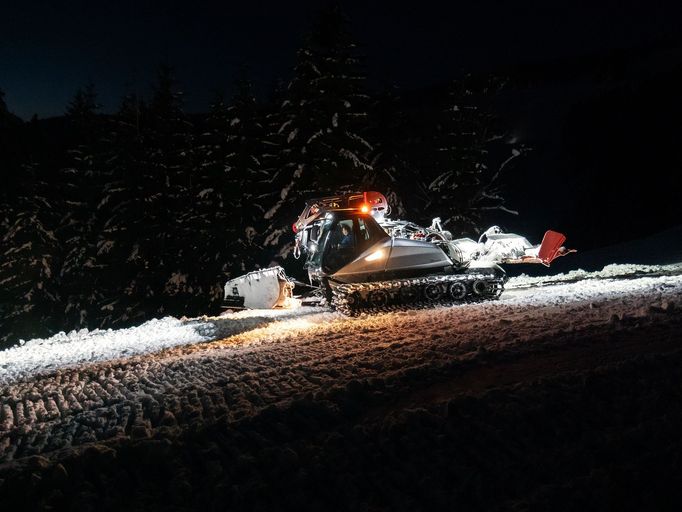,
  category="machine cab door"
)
[308,213,389,275]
